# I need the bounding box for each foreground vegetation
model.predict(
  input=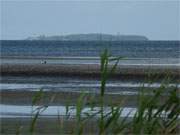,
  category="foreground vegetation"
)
[27,50,179,135]
[1,50,179,135]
